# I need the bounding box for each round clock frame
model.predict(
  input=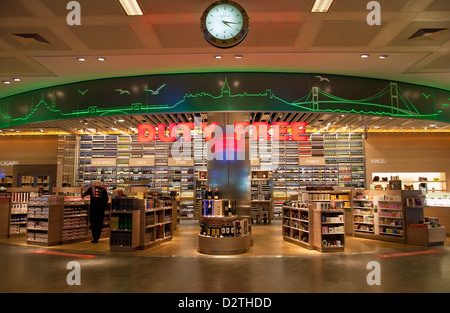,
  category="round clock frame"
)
[200,0,249,49]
